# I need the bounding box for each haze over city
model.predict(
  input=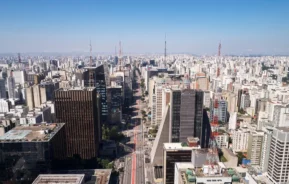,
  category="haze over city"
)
[1,1,289,184]
[1,0,289,55]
